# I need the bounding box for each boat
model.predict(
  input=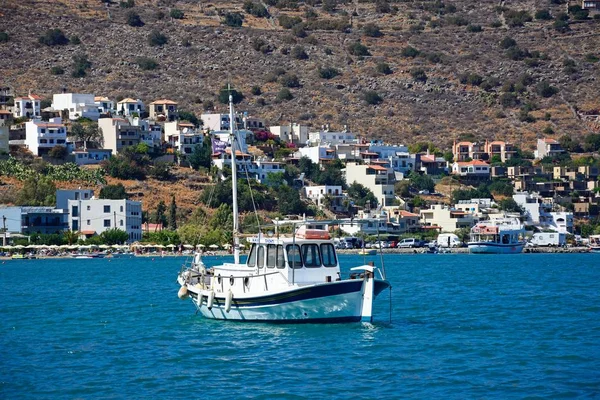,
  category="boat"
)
[176,91,391,323]
[358,249,377,256]
[588,235,600,252]
[468,217,526,254]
